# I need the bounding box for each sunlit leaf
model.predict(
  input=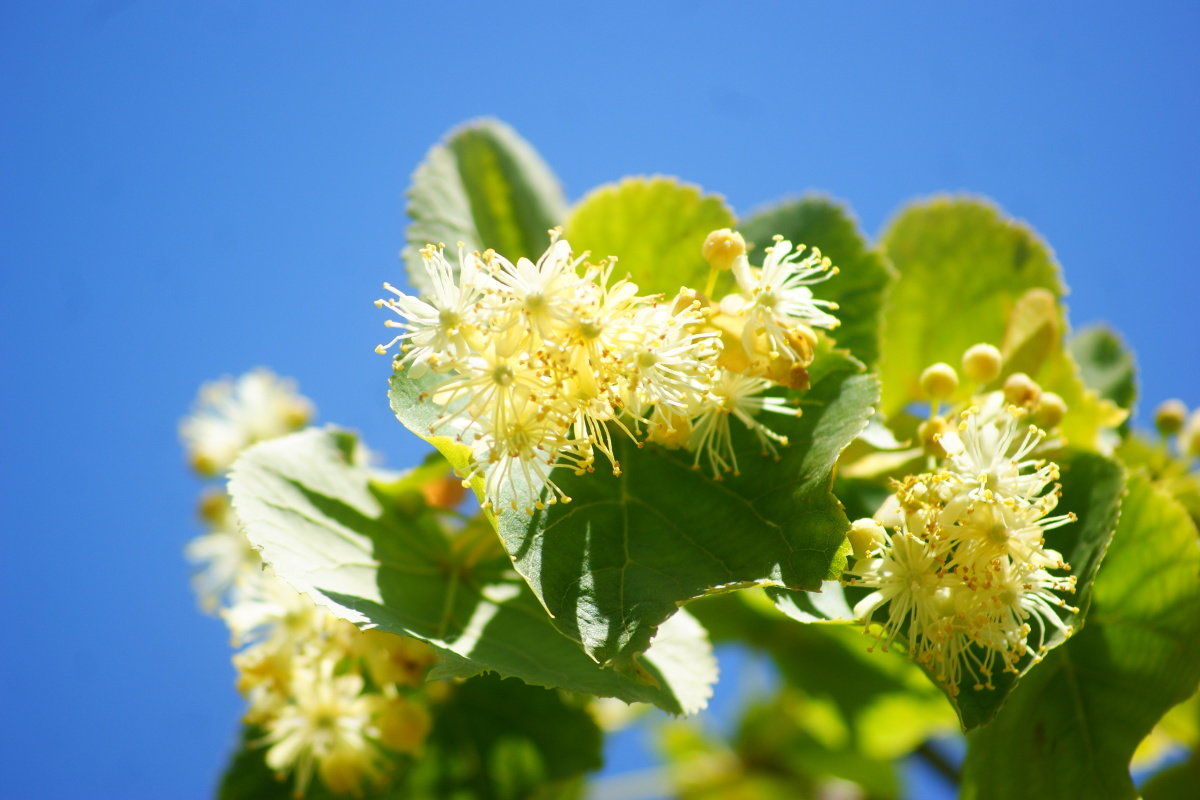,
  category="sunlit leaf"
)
[564,176,735,297]
[878,197,1064,416]
[404,119,566,294]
